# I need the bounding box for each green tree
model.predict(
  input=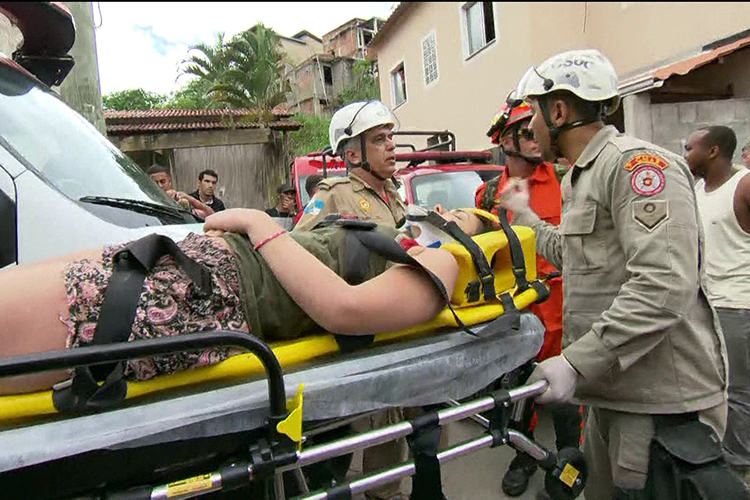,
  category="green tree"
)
[286,113,331,158]
[102,88,167,110]
[164,78,213,109]
[333,60,381,108]
[179,32,230,109]
[178,24,290,118]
